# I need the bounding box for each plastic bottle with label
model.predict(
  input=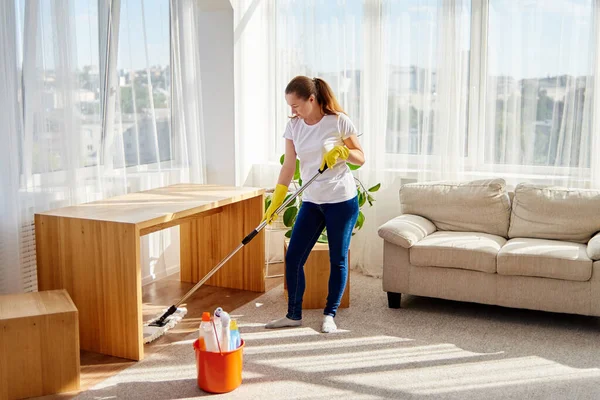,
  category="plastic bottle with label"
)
[230,319,241,350]
[200,311,219,352]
